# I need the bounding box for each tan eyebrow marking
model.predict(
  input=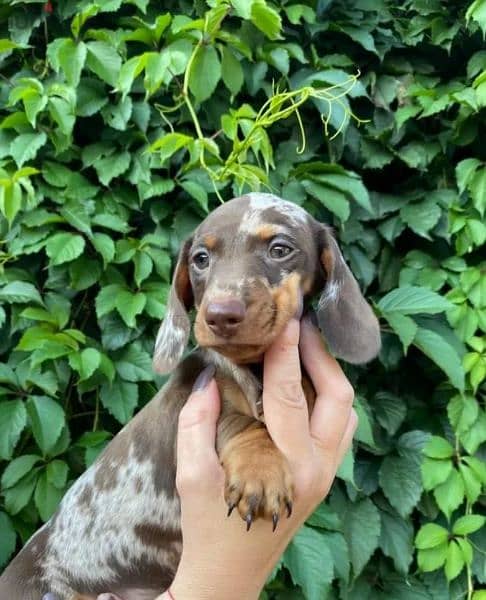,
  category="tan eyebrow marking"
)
[203,234,218,249]
[255,224,279,240]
